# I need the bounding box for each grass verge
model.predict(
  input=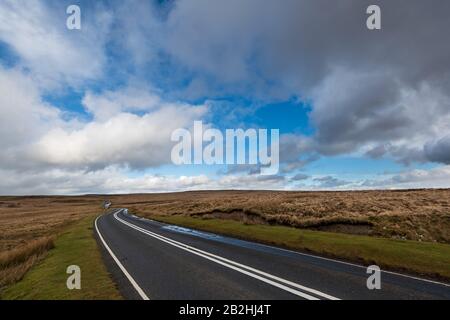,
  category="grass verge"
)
[0,236,55,291]
[152,215,450,281]
[1,215,122,300]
